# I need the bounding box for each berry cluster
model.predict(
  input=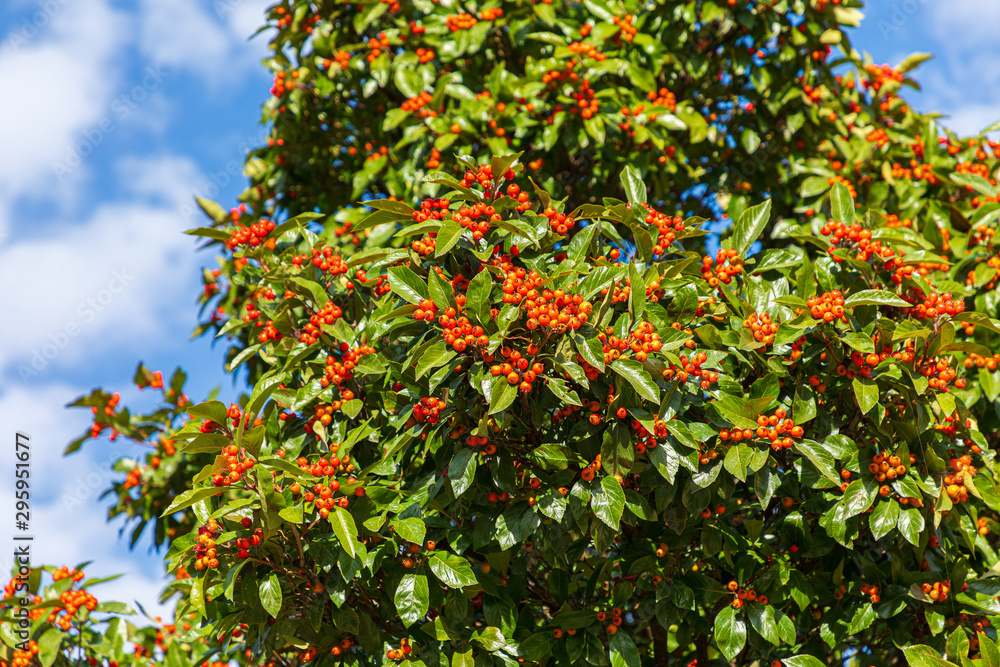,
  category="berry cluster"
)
[719,407,804,450]
[291,245,350,277]
[400,91,436,118]
[502,183,532,212]
[211,441,255,488]
[459,163,514,197]
[490,347,545,393]
[964,353,1000,371]
[412,197,451,223]
[727,580,767,609]
[522,287,591,332]
[452,201,500,241]
[645,87,678,112]
[642,205,687,253]
[233,523,264,558]
[194,520,222,570]
[541,206,576,234]
[300,477,355,518]
[805,290,846,322]
[869,450,907,486]
[445,13,477,31]
[743,312,778,347]
[321,343,376,392]
[921,581,951,602]
[568,41,606,61]
[903,291,965,320]
[859,583,881,604]
[386,638,413,660]
[579,454,602,481]
[820,220,900,265]
[612,15,637,42]
[47,586,98,629]
[365,32,391,63]
[944,455,977,503]
[700,248,744,288]
[226,218,276,251]
[413,396,447,424]
[662,351,719,390]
